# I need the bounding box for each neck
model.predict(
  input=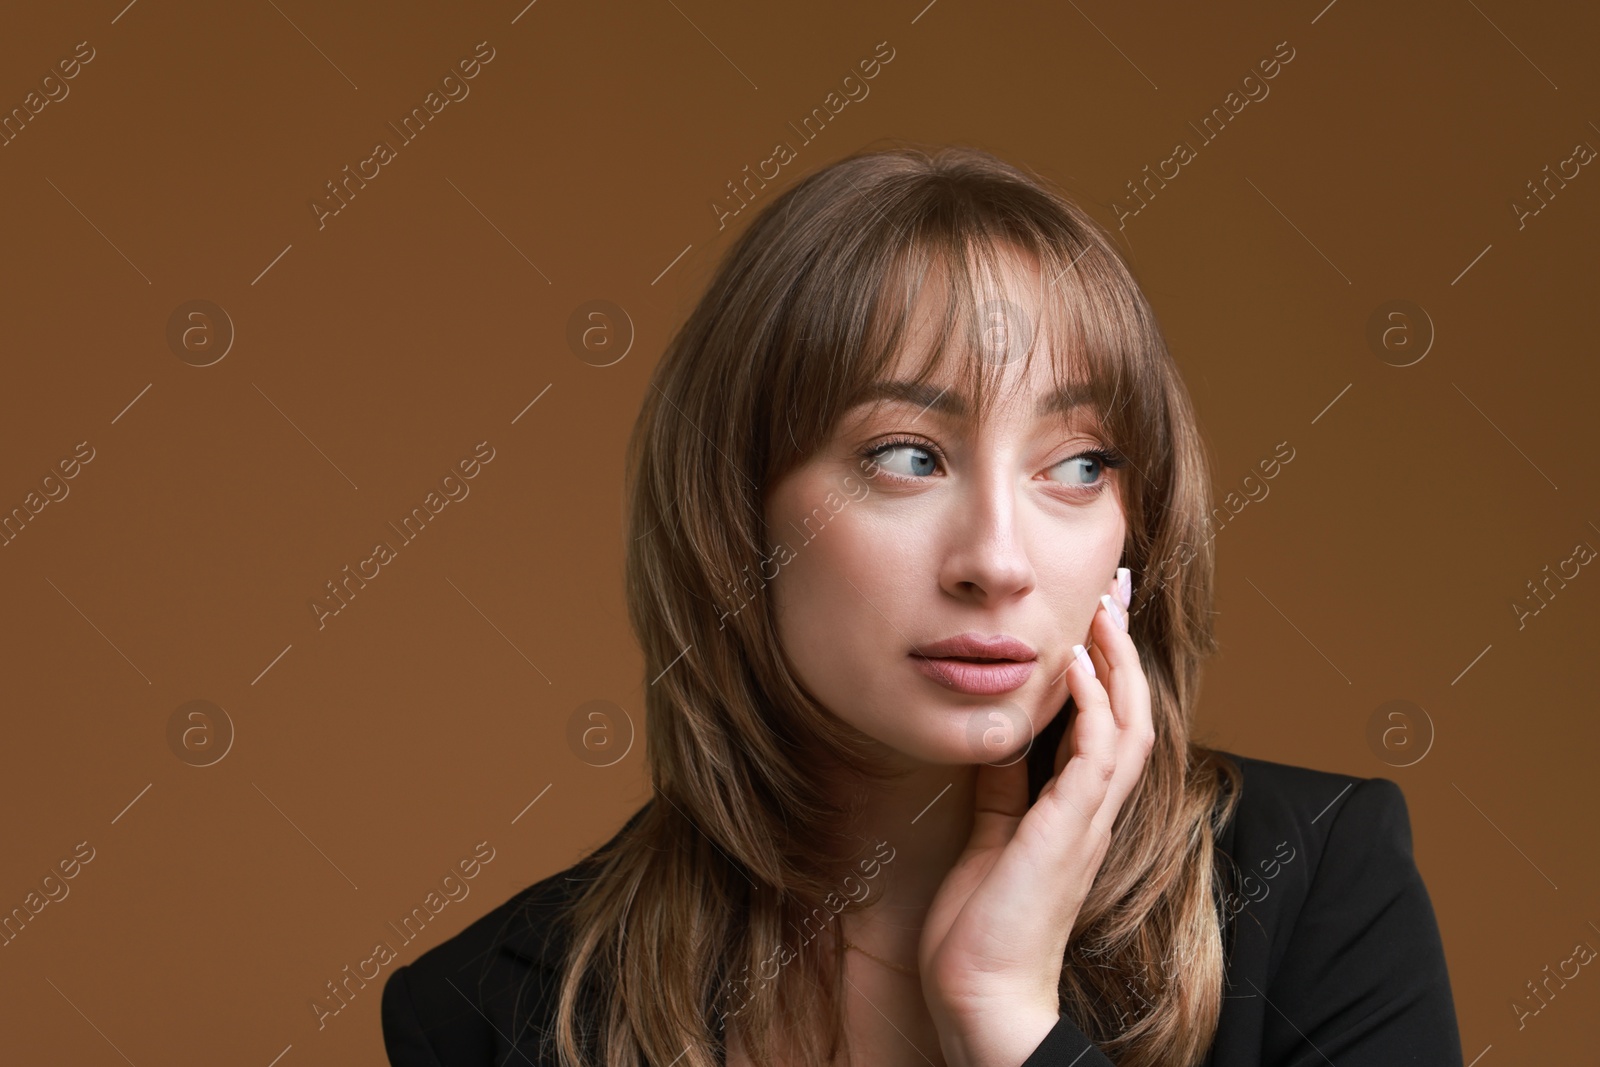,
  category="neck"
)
[836,757,979,960]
